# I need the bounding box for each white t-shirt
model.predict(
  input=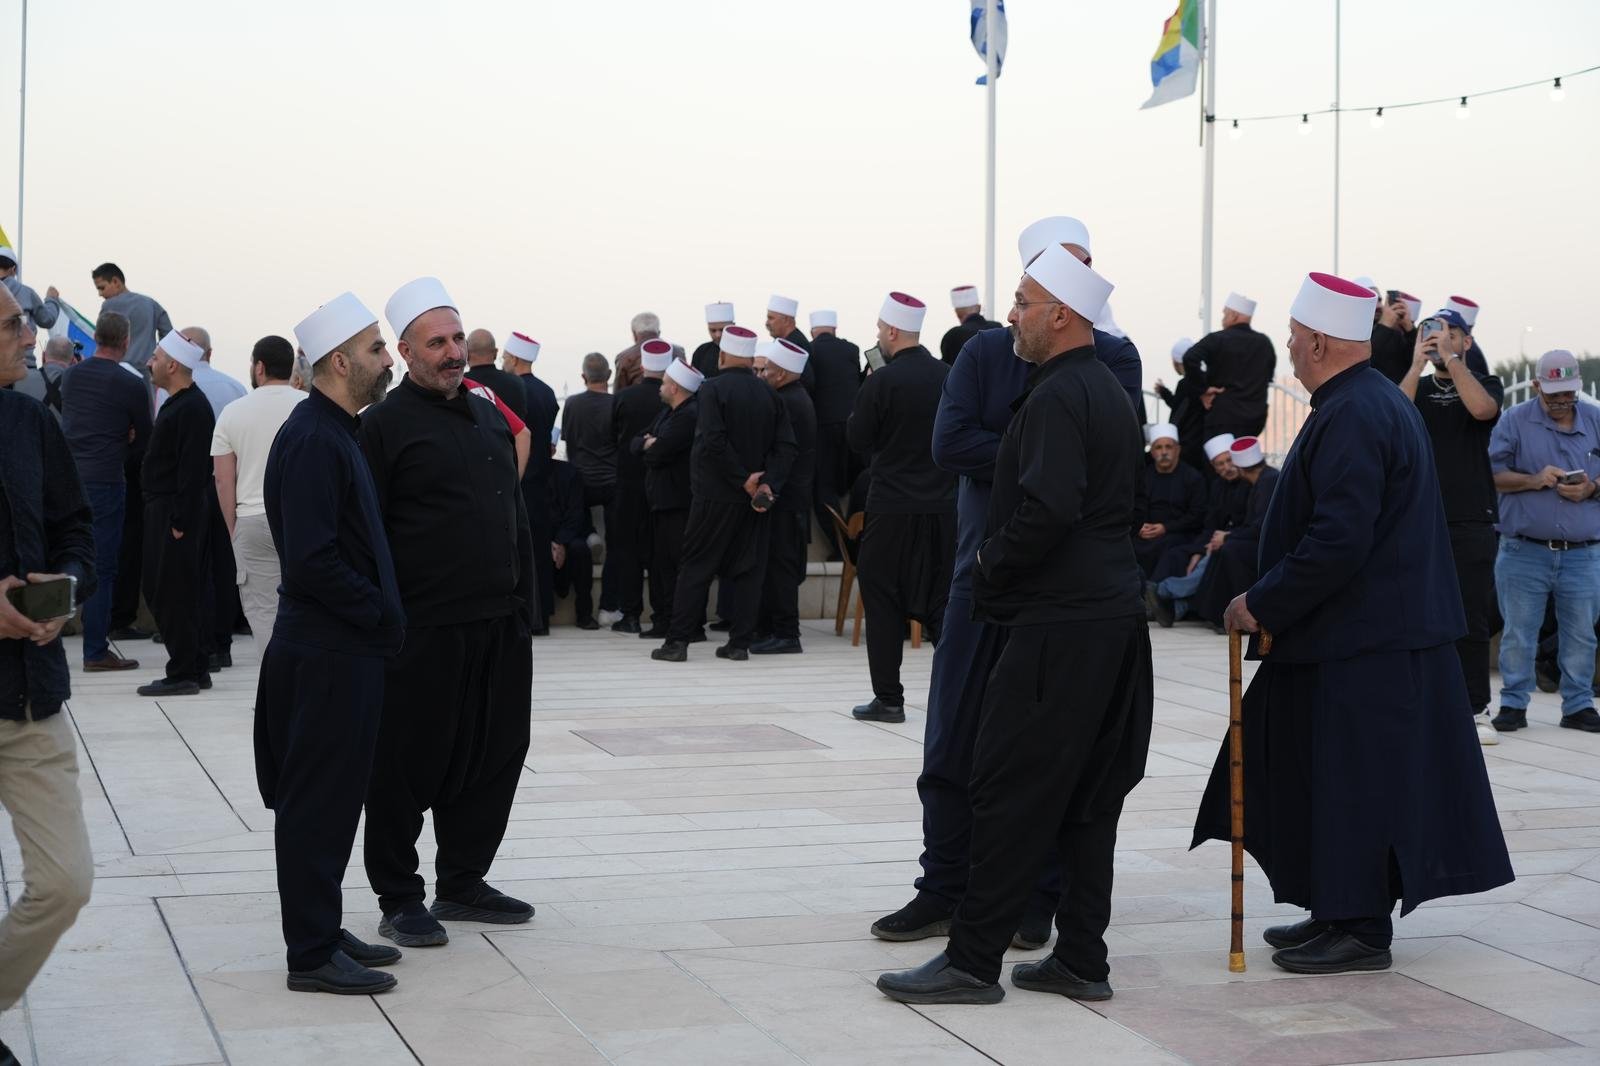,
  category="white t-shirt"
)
[210,385,307,519]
